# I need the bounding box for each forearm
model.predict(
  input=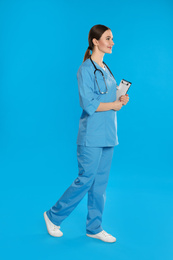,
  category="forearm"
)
[96,102,114,112]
